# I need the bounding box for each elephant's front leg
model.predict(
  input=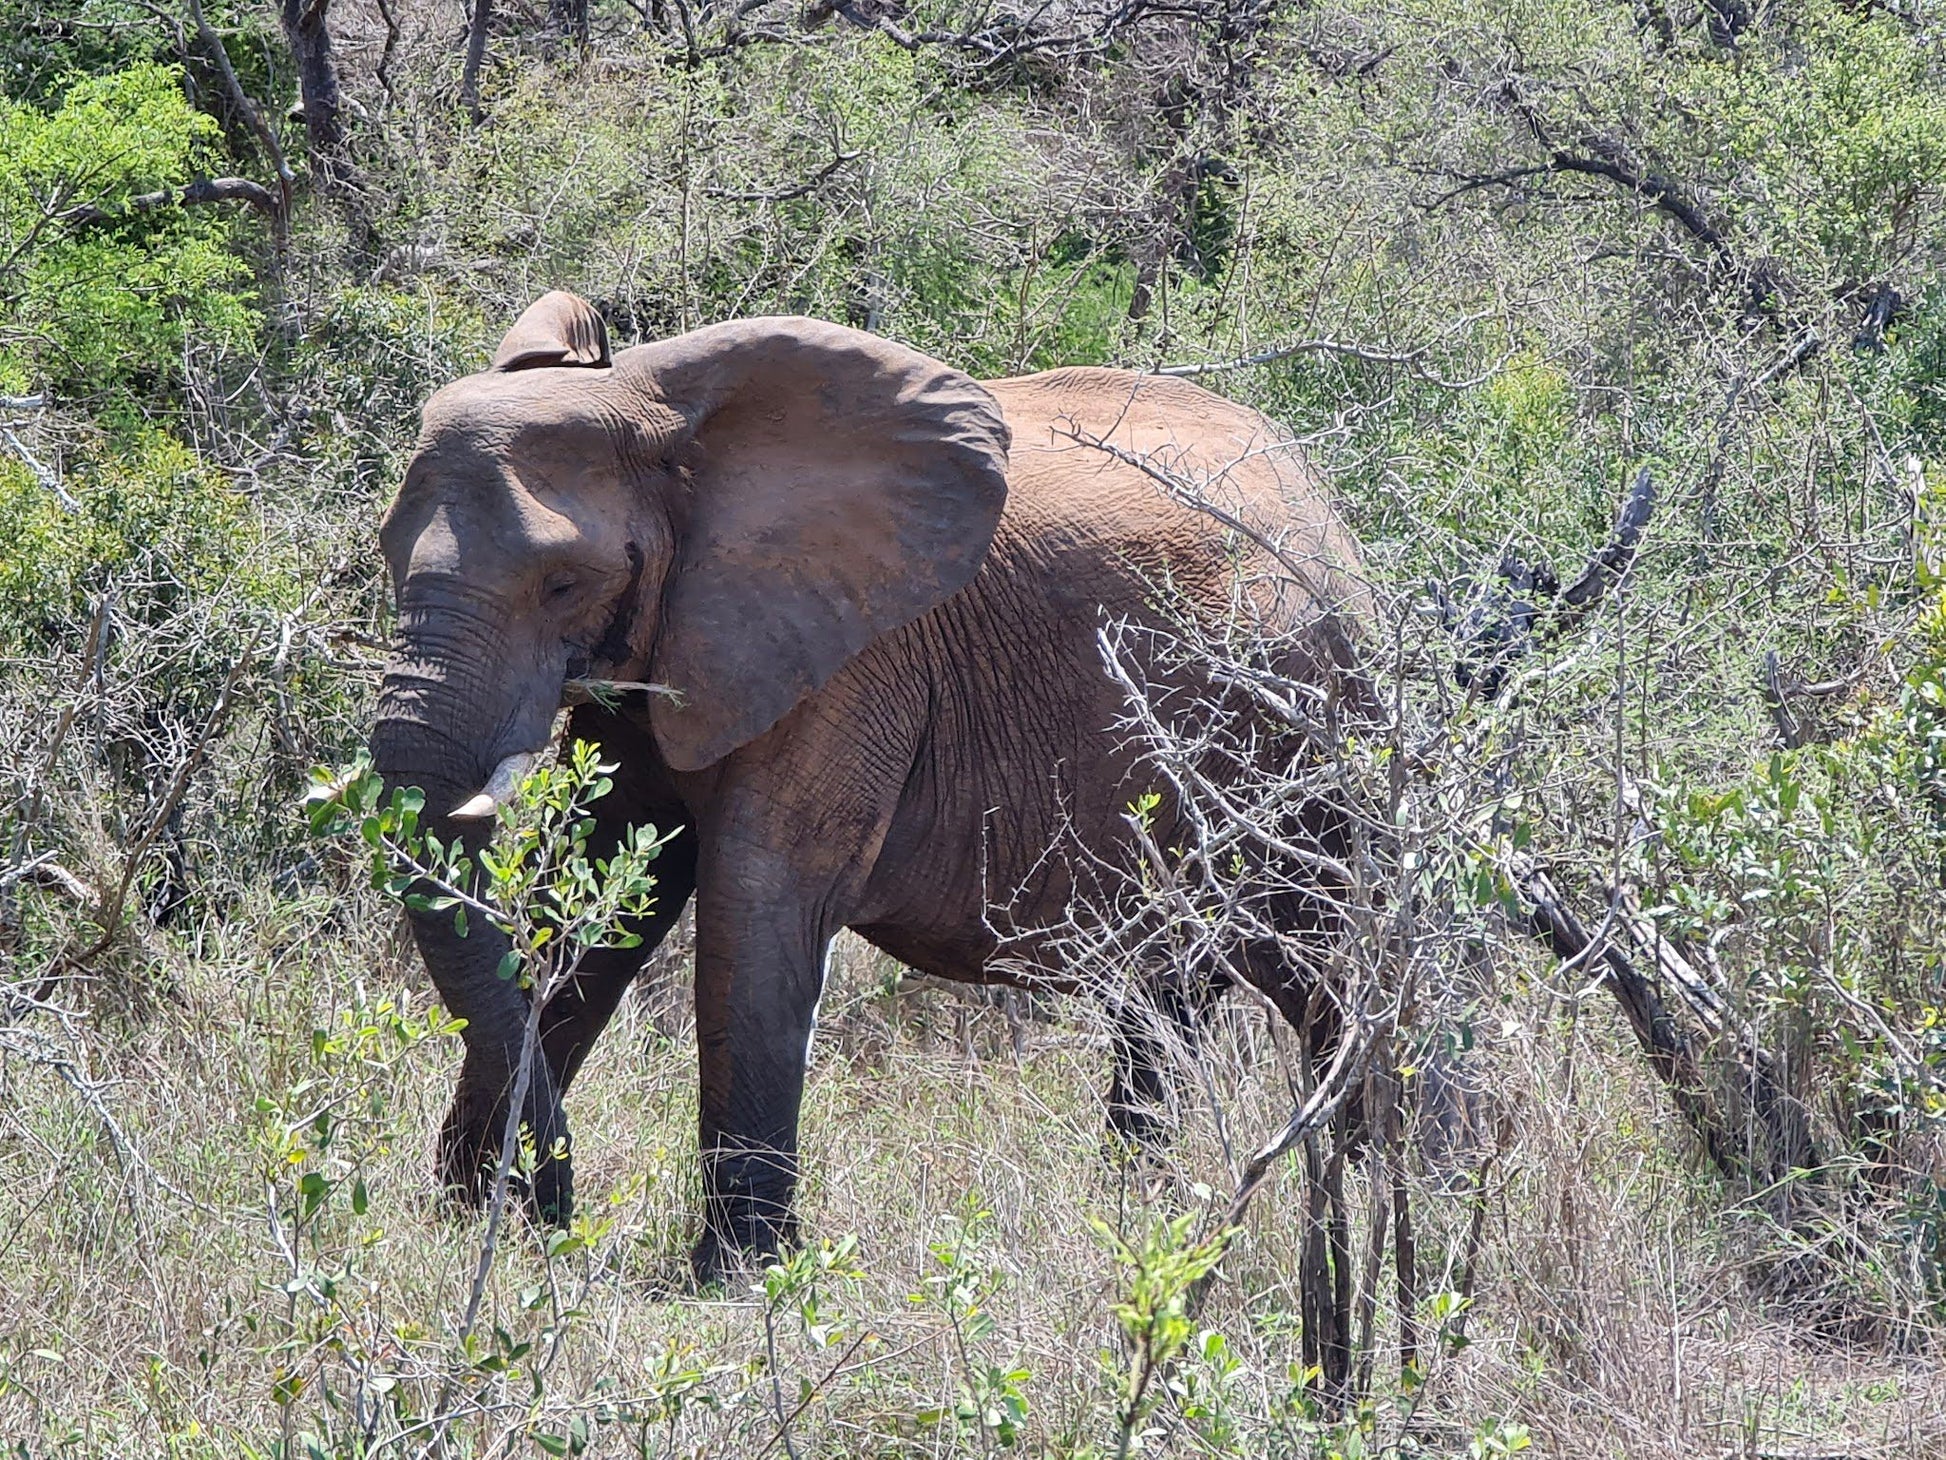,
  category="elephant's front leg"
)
[539,824,699,1094]
[448,709,701,1223]
[440,829,696,1225]
[537,708,701,1097]
[689,881,832,1283]
[422,907,573,1222]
